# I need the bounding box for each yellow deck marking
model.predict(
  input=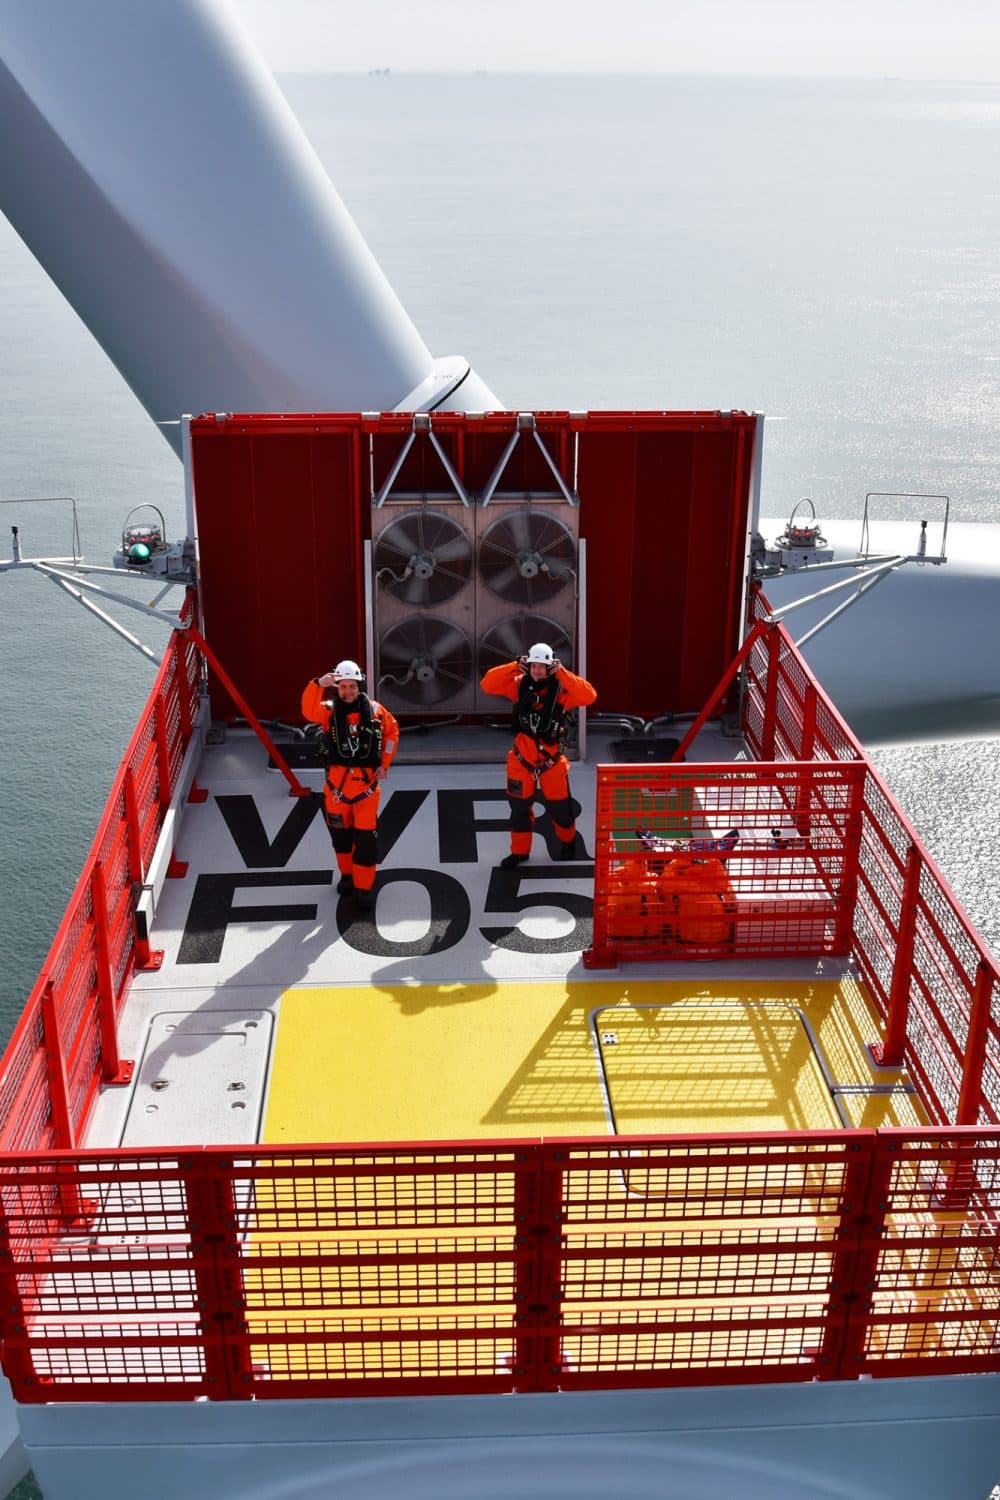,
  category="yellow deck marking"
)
[255,975,945,1381]
[264,976,919,1143]
[264,981,609,1142]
